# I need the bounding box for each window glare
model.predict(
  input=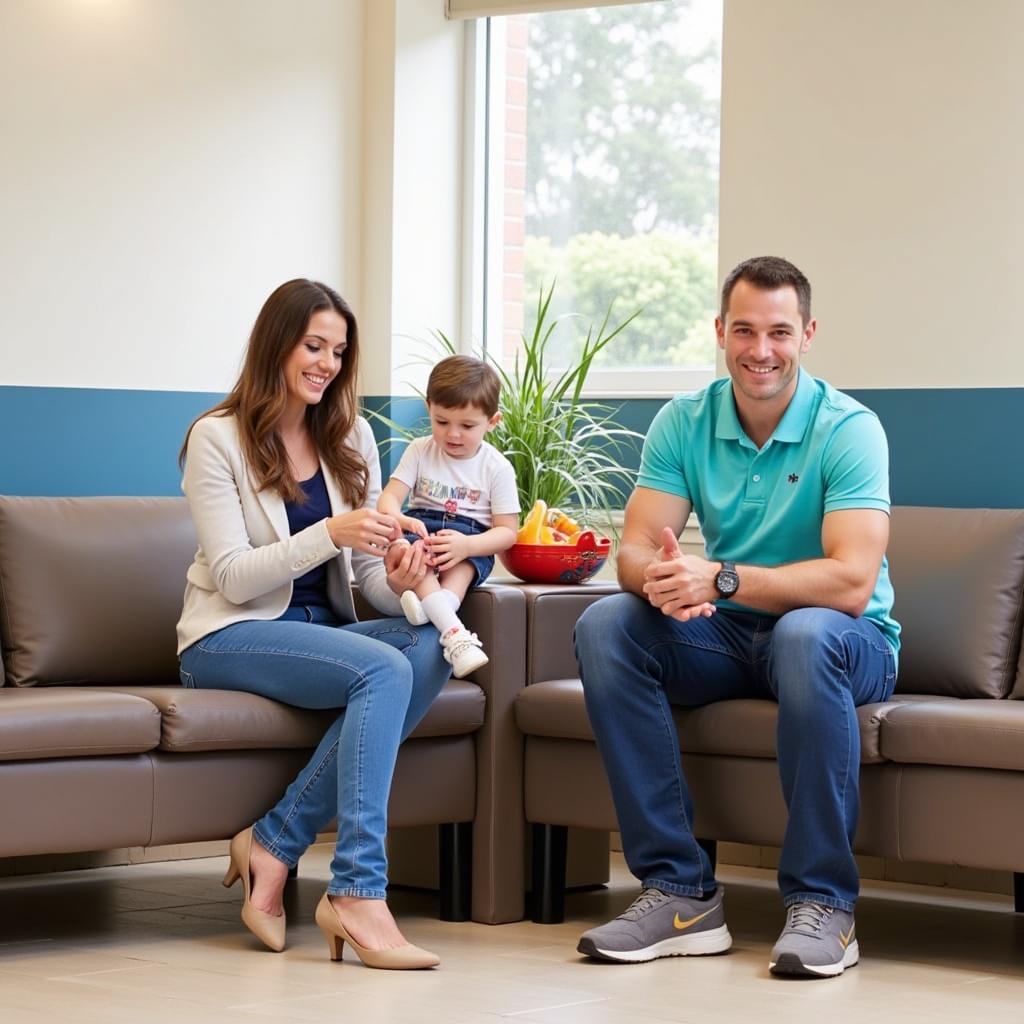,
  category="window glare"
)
[483,1,722,389]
